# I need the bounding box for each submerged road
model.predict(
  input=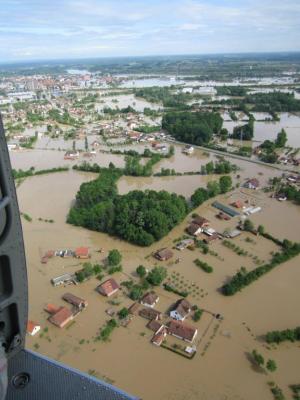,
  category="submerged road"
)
[167,138,299,174]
